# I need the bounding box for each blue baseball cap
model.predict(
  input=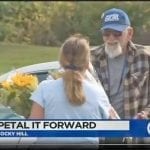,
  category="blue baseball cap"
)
[101,8,131,32]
